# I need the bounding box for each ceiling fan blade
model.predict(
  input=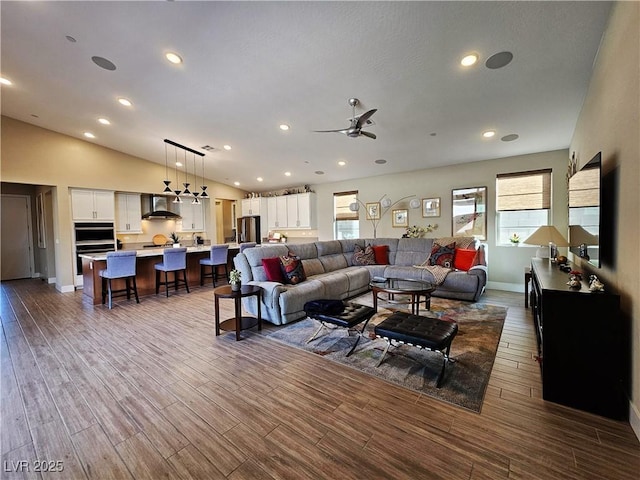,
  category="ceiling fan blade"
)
[313,128,349,134]
[355,109,377,129]
[359,130,377,139]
